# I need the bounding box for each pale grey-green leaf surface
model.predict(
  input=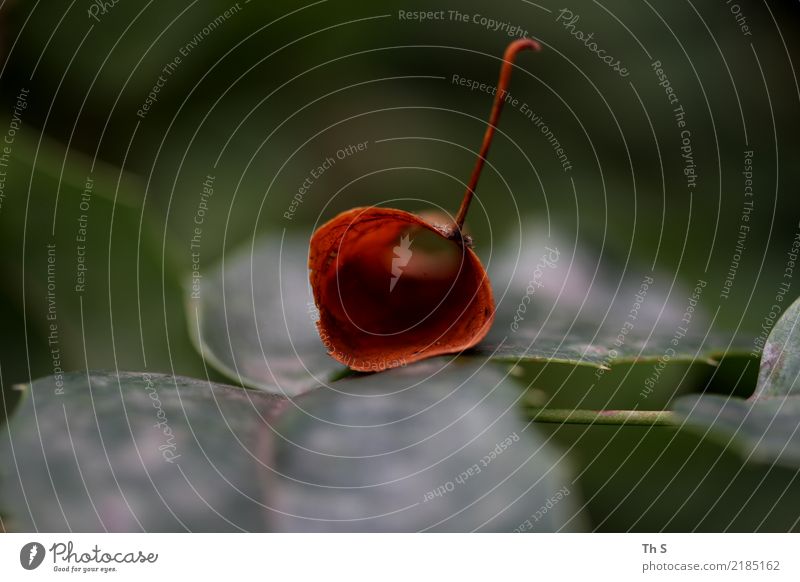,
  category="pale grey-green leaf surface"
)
[267,358,584,532]
[0,372,286,532]
[188,234,345,397]
[674,295,800,467]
